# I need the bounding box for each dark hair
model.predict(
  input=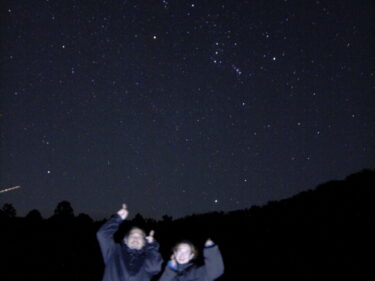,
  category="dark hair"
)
[172,240,198,259]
